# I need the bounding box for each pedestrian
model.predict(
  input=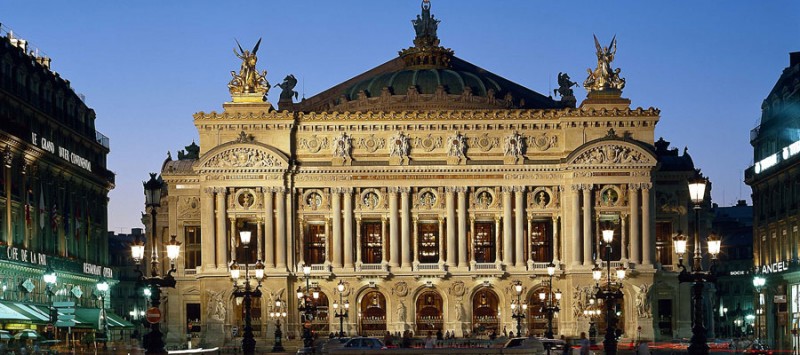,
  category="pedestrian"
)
[636,340,649,355]
[436,328,443,341]
[384,331,393,347]
[424,331,435,349]
[580,332,590,355]
[561,335,571,355]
